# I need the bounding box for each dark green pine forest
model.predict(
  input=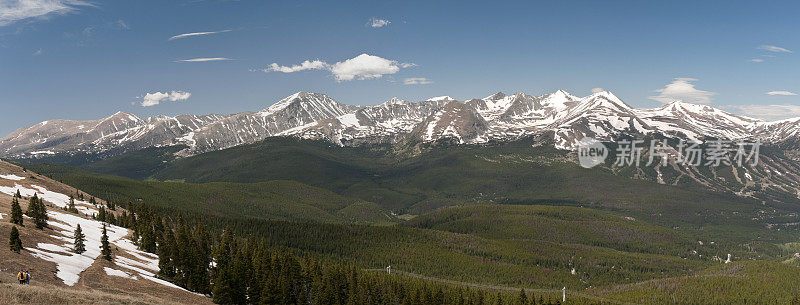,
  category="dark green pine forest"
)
[18,137,800,304]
